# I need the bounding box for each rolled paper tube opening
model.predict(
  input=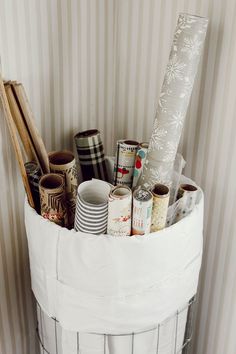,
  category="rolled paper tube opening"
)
[25,161,40,174]
[40,174,64,190]
[112,186,131,197]
[75,129,99,139]
[152,184,169,197]
[49,151,74,165]
[123,140,139,146]
[140,142,149,148]
[180,184,198,192]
